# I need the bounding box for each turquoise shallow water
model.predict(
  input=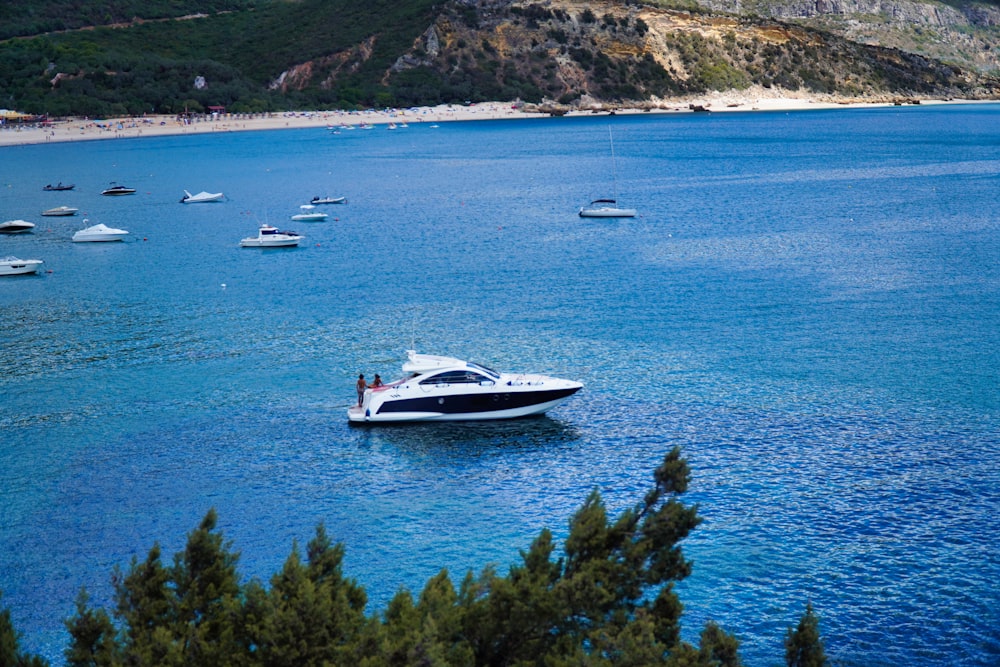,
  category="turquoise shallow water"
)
[2,105,999,665]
